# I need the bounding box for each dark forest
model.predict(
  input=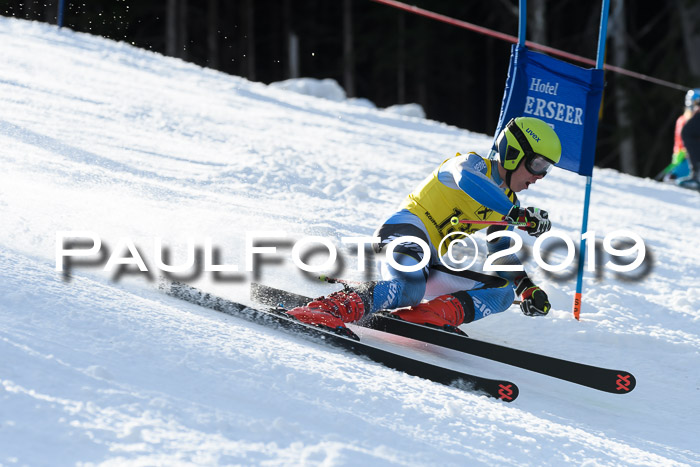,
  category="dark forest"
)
[3,0,698,178]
